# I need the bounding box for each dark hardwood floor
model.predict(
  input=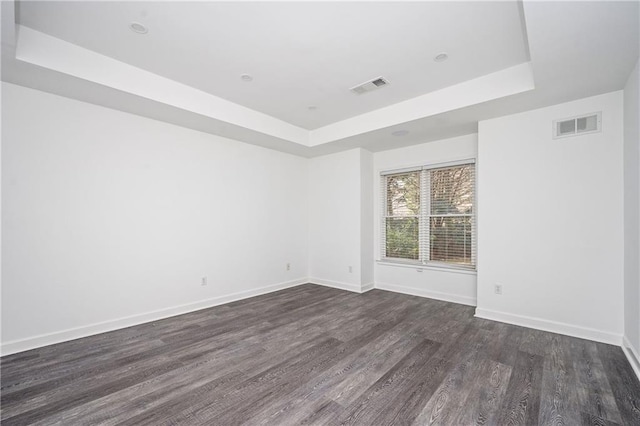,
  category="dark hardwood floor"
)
[1,284,639,425]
